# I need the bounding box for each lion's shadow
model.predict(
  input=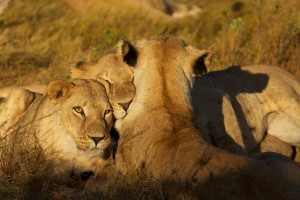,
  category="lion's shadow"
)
[191,66,269,154]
